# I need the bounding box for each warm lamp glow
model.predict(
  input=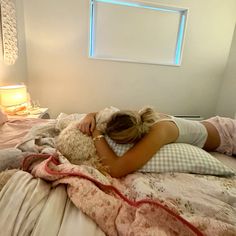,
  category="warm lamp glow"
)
[0,85,27,107]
